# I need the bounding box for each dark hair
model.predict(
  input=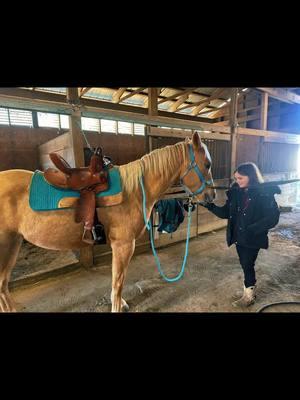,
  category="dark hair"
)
[234,162,264,185]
